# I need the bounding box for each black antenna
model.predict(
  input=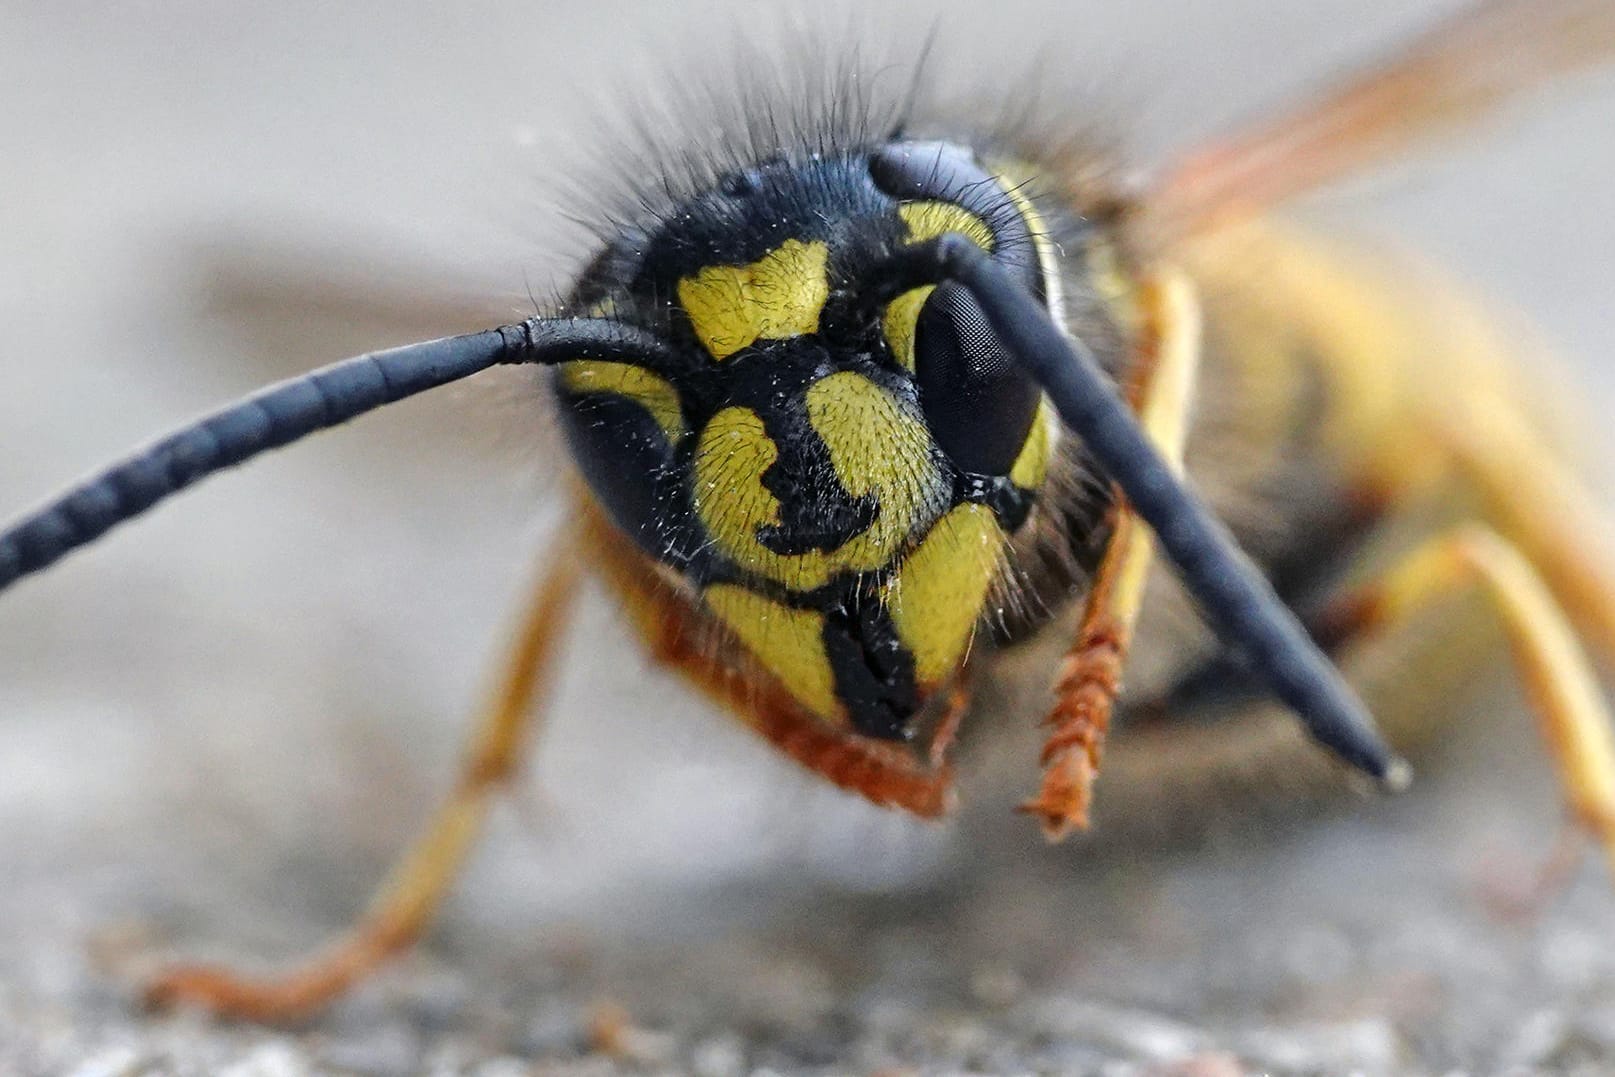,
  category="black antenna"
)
[3,240,1404,788]
[0,318,671,595]
[904,233,1408,787]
